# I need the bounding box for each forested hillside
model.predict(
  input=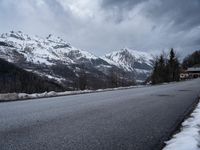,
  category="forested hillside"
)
[0,58,64,93]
